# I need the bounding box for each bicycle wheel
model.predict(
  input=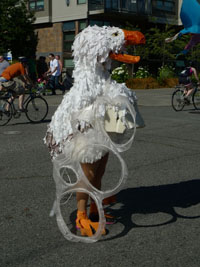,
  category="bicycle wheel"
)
[0,99,12,126]
[172,89,185,111]
[25,96,48,123]
[192,88,200,110]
